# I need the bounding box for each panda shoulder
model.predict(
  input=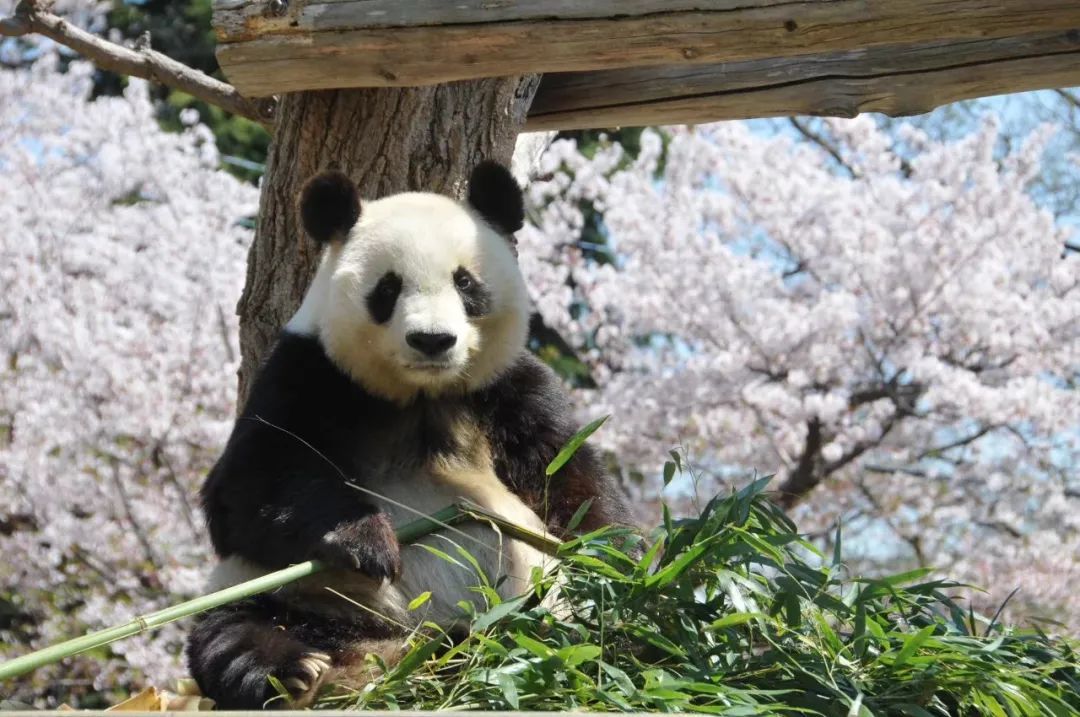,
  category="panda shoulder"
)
[238,330,365,426]
[478,352,573,428]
